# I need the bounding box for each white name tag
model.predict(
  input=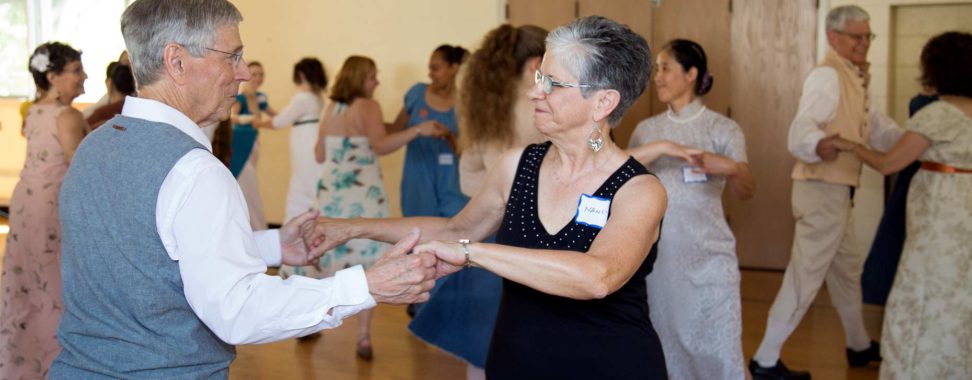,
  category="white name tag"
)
[575,193,611,229]
[683,166,708,183]
[438,153,454,165]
